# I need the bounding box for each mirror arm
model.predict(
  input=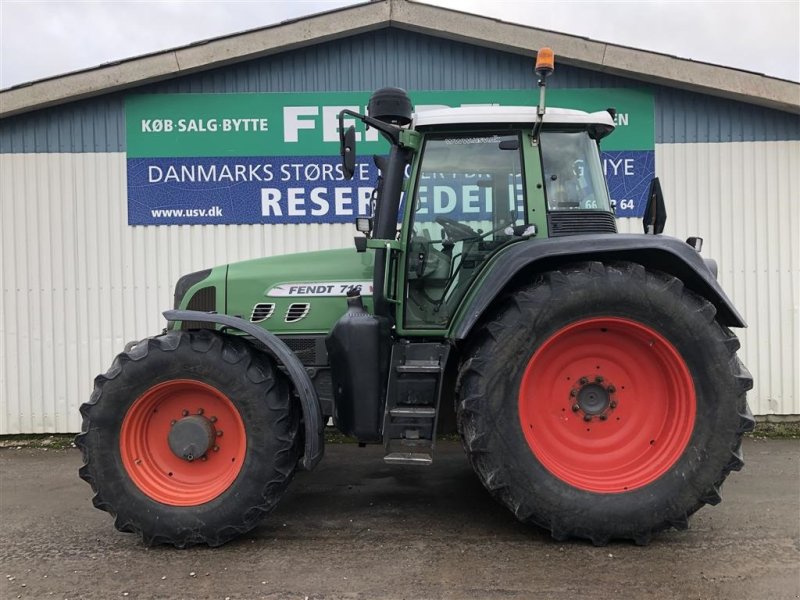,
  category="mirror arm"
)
[338,109,402,147]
